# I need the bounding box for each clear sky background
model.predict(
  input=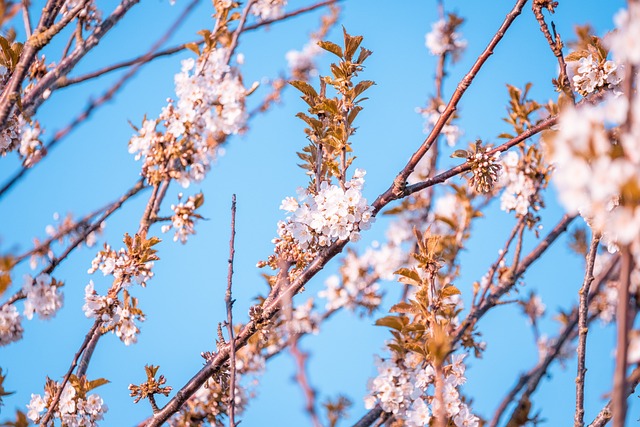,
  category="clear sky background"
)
[0,0,636,426]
